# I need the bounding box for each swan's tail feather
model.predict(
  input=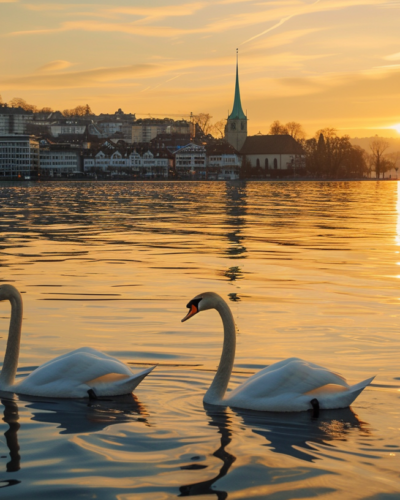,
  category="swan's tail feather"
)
[321,375,375,410]
[93,366,156,397]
